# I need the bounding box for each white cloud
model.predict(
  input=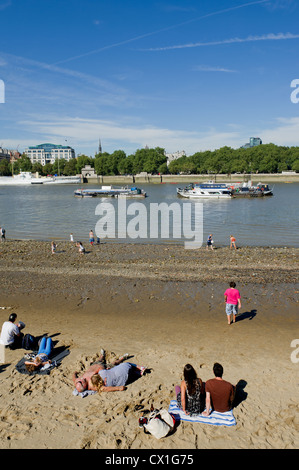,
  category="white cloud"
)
[260,117,299,146]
